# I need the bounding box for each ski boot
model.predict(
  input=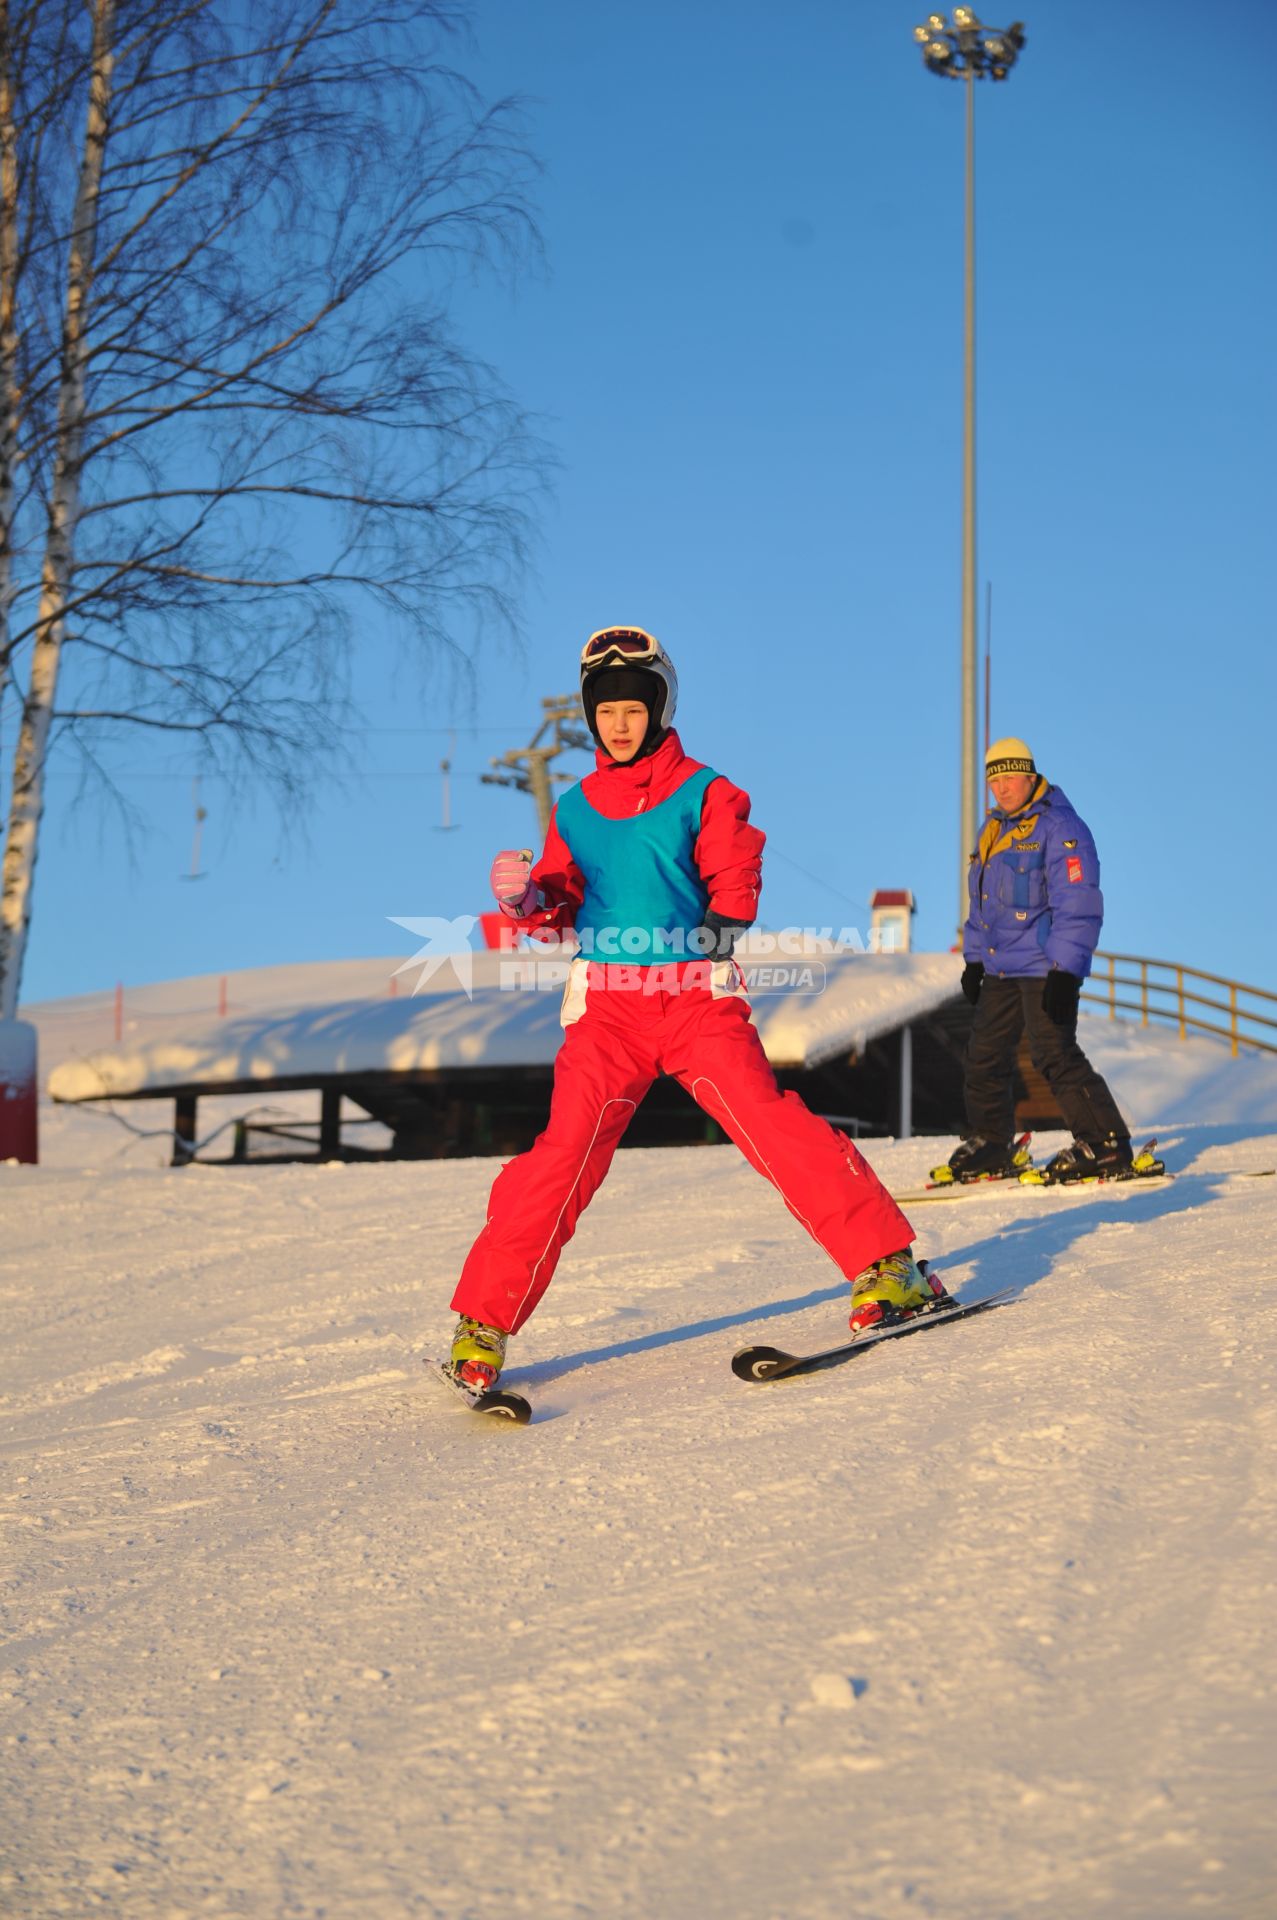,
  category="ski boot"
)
[929,1131,1032,1187]
[1024,1133,1139,1186]
[849,1251,952,1336]
[448,1316,509,1391]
